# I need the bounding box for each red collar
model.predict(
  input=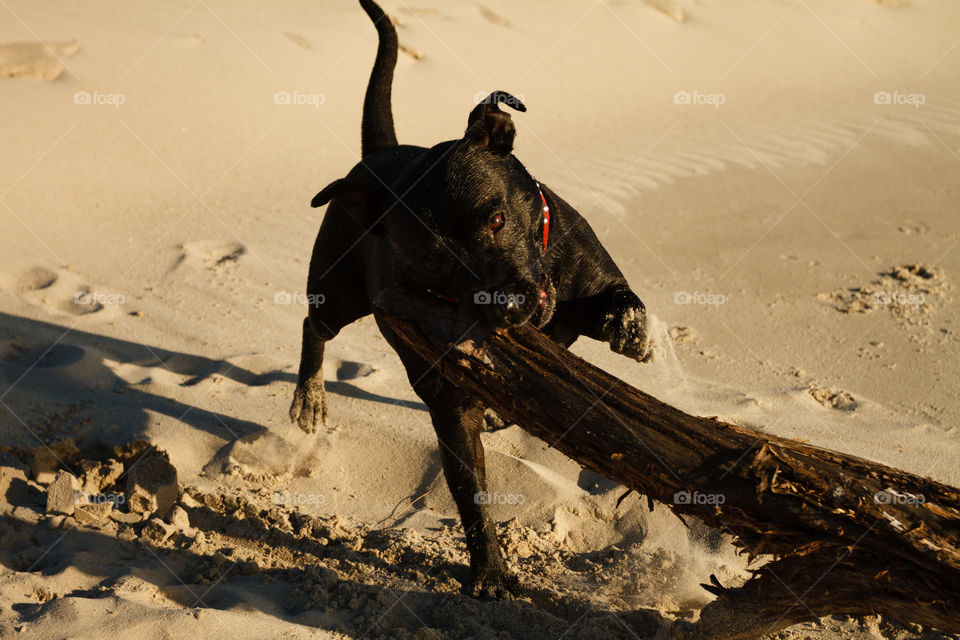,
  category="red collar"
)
[535,181,550,251]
